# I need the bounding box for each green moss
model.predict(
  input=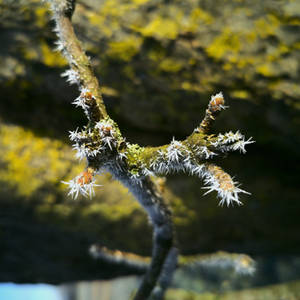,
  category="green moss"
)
[40,40,67,67]
[134,16,180,40]
[256,63,274,77]
[230,90,250,99]
[255,14,280,38]
[126,143,145,171]
[34,6,50,28]
[0,124,77,196]
[108,36,142,61]
[190,8,213,25]
[206,28,241,60]
[159,58,183,73]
